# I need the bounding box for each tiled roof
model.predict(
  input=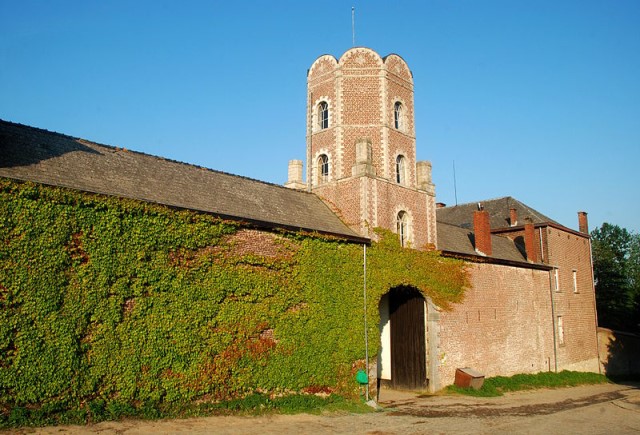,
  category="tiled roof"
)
[0,120,365,242]
[436,197,558,230]
[437,221,531,264]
